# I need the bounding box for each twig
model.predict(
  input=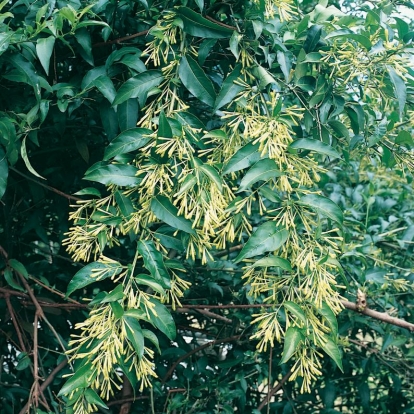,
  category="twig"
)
[5,293,28,352]
[341,300,414,332]
[93,30,149,47]
[162,335,242,383]
[107,396,149,407]
[257,370,292,411]
[177,307,233,324]
[10,167,82,202]
[204,15,237,31]
[32,311,40,408]
[19,360,68,414]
